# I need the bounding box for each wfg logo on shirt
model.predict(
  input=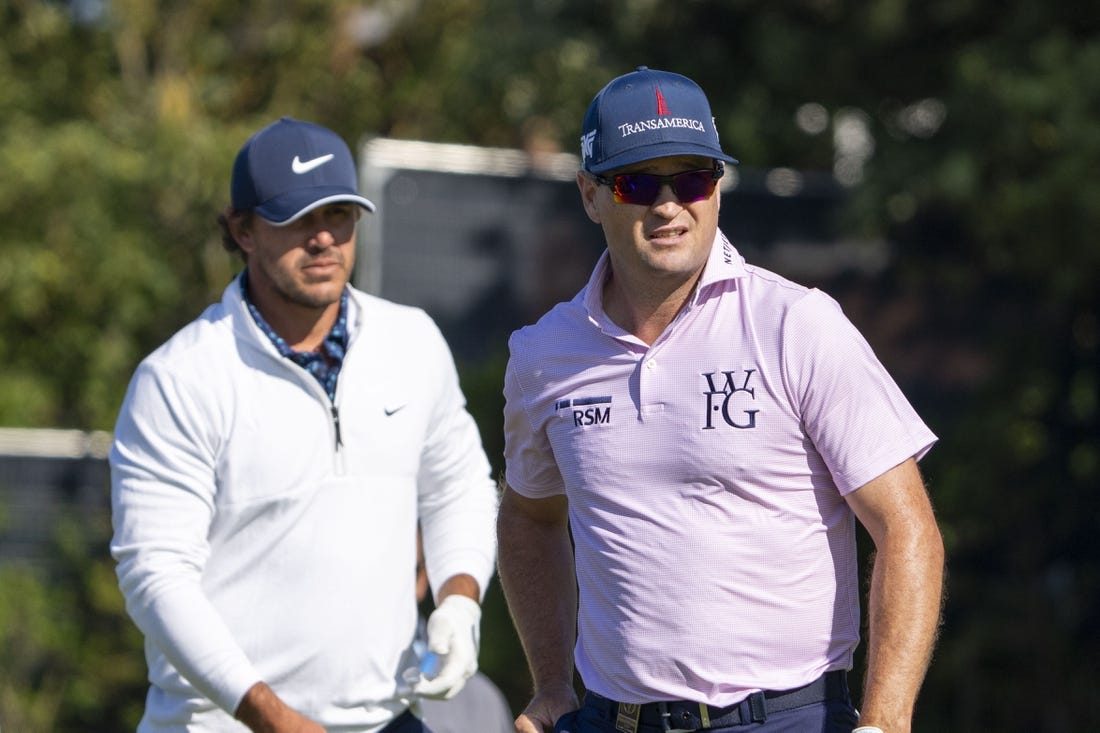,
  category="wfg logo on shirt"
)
[555,396,612,427]
[702,369,759,430]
